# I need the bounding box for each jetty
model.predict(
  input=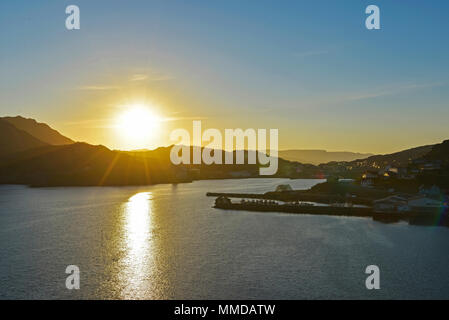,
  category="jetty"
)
[212,196,449,227]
